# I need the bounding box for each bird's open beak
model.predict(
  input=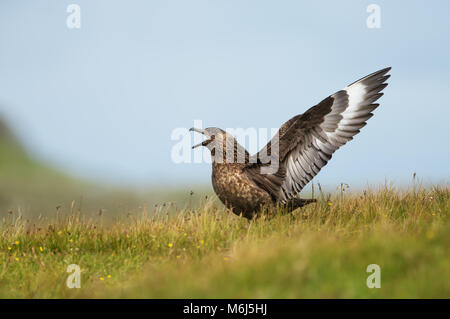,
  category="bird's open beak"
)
[190,127,209,149]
